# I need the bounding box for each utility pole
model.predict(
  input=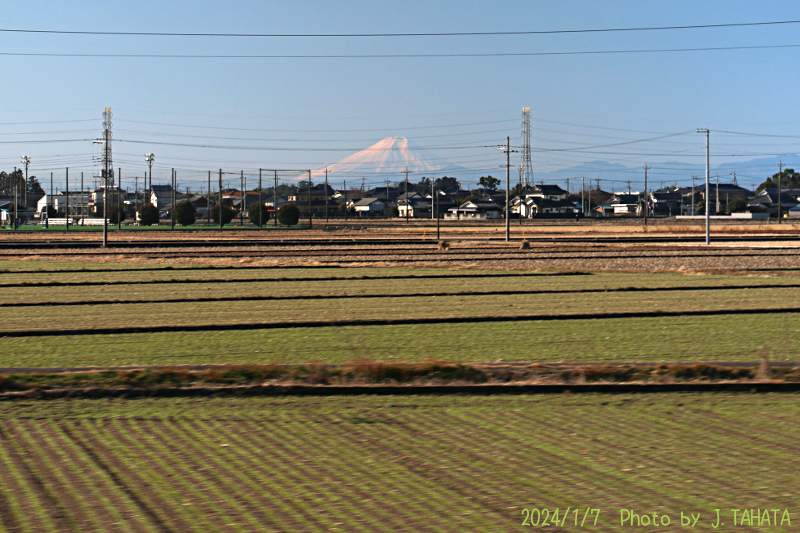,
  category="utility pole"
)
[435,181,440,239]
[273,171,278,227]
[81,172,84,224]
[240,171,244,227]
[118,168,122,231]
[715,175,720,215]
[498,137,515,241]
[307,171,312,229]
[207,171,211,225]
[259,169,263,228]
[344,180,347,221]
[697,128,710,245]
[13,167,17,230]
[171,169,176,230]
[218,169,223,230]
[404,168,410,222]
[102,107,113,248]
[643,164,650,225]
[65,168,69,232]
[21,156,29,214]
[581,177,585,218]
[325,168,329,224]
[778,161,783,224]
[691,175,696,216]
